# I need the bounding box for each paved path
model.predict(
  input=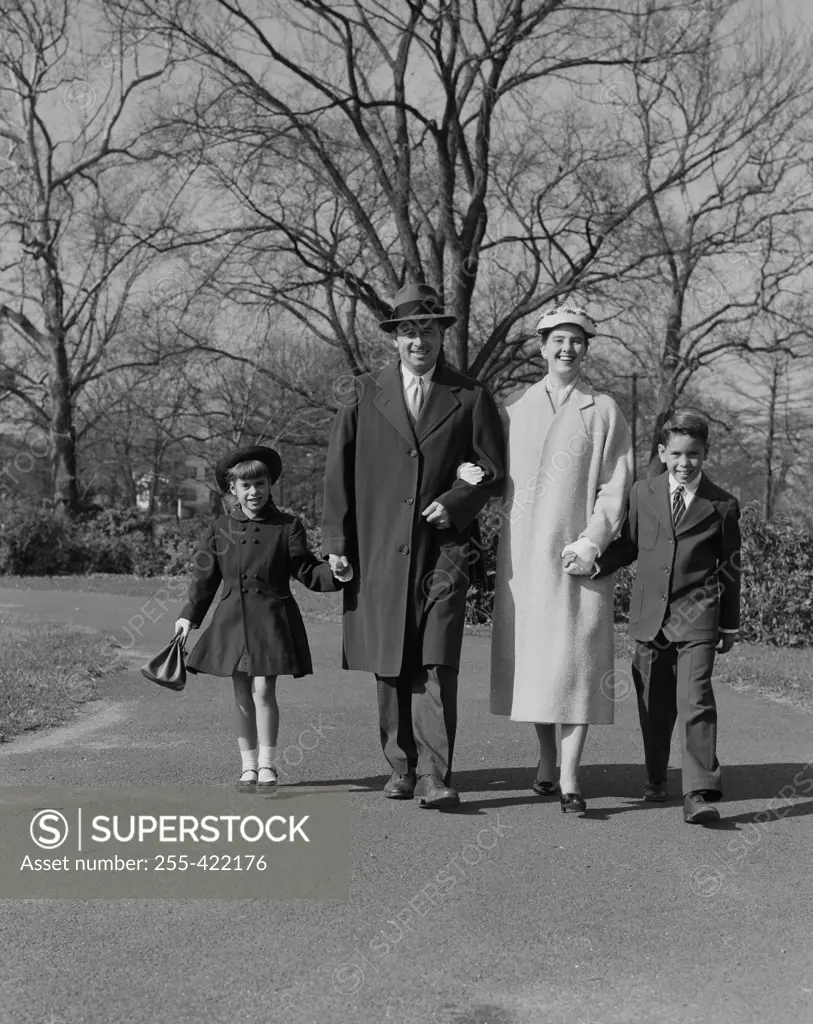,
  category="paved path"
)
[0,584,811,1024]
